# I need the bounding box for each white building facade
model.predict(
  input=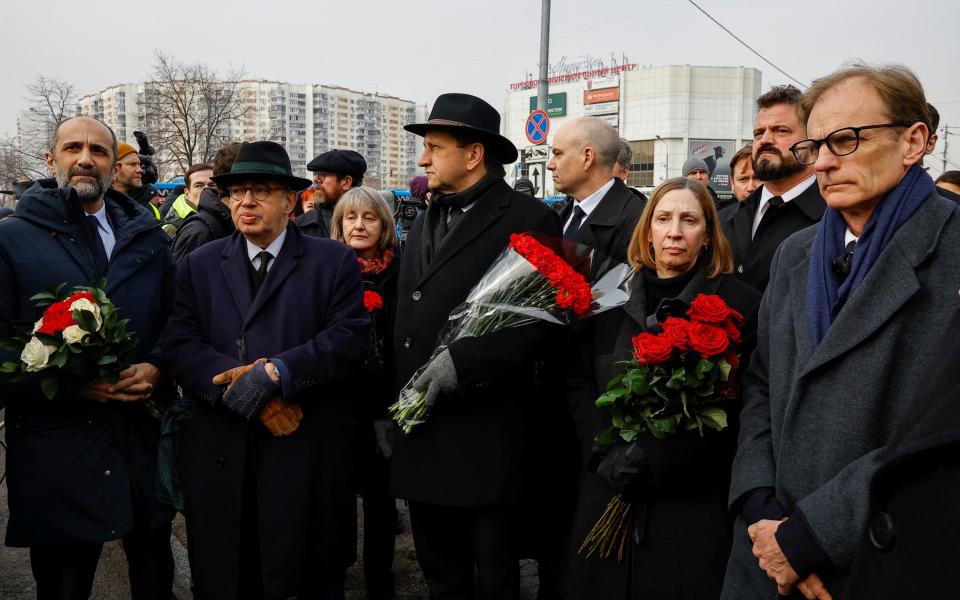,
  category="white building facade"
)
[503,64,762,198]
